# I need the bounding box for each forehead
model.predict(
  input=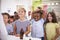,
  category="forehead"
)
[3,15,8,17]
[33,13,40,15]
[3,15,8,19]
[48,13,52,16]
